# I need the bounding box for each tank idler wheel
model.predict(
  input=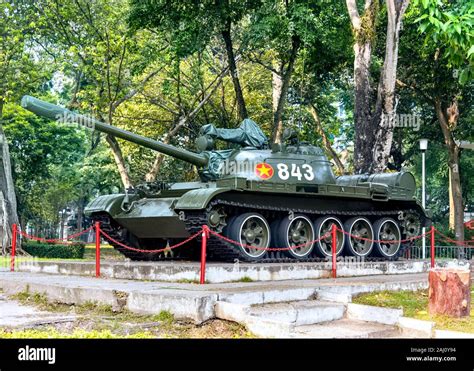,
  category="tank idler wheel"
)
[226,212,270,261]
[343,217,374,257]
[372,218,402,259]
[275,214,315,259]
[313,216,345,258]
